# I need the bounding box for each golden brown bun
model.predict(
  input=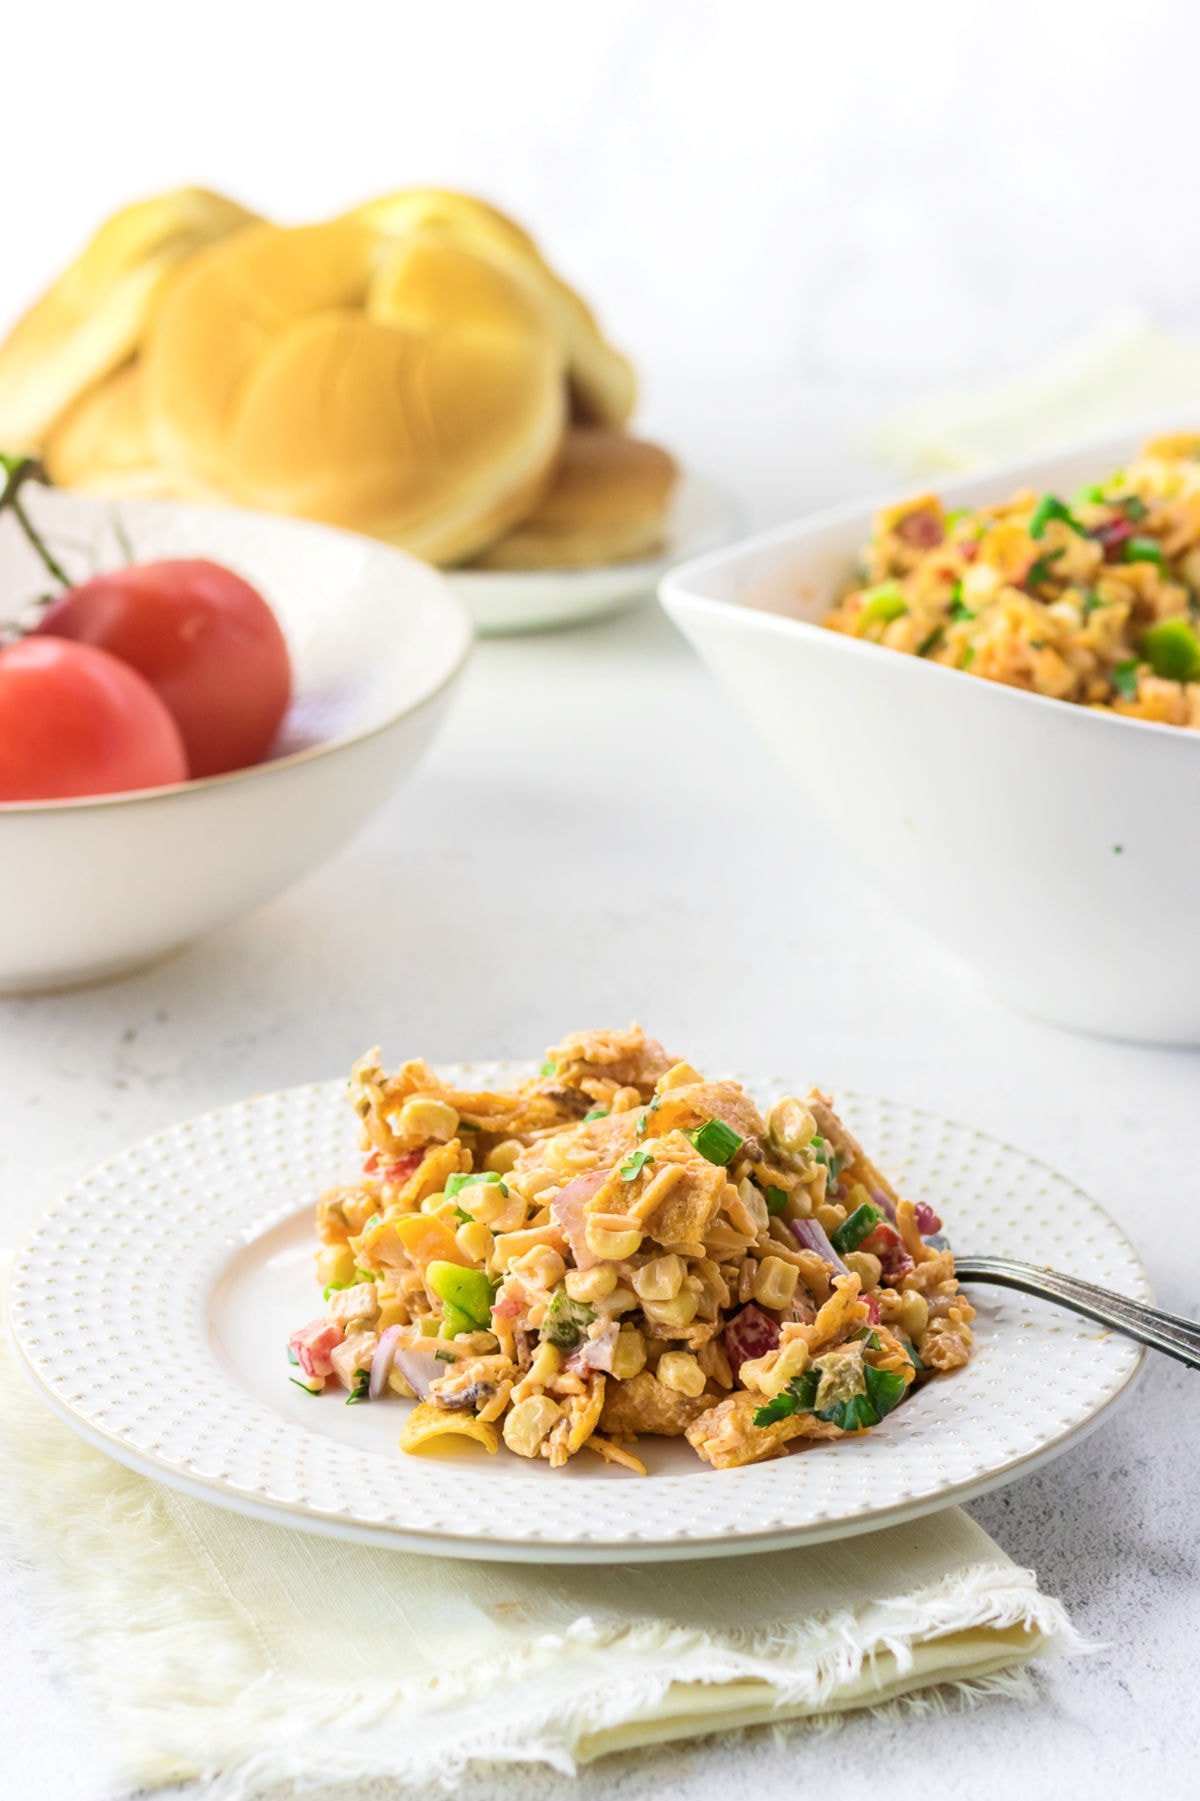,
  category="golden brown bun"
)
[472,429,677,569]
[348,190,636,429]
[141,221,567,563]
[0,187,259,449]
[42,362,216,499]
